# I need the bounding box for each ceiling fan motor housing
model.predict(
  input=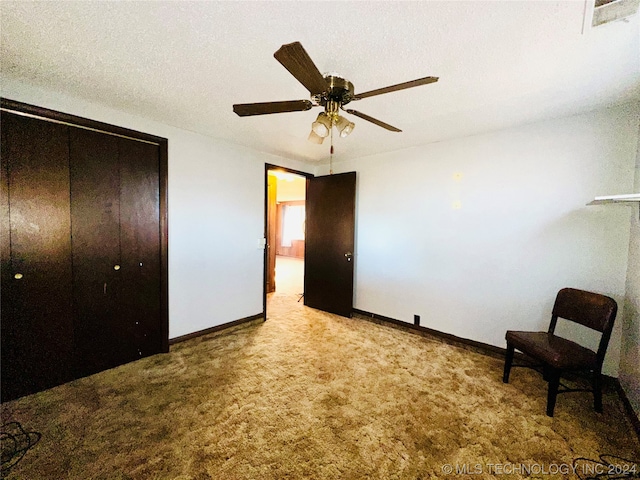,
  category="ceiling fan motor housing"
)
[312,75,355,110]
